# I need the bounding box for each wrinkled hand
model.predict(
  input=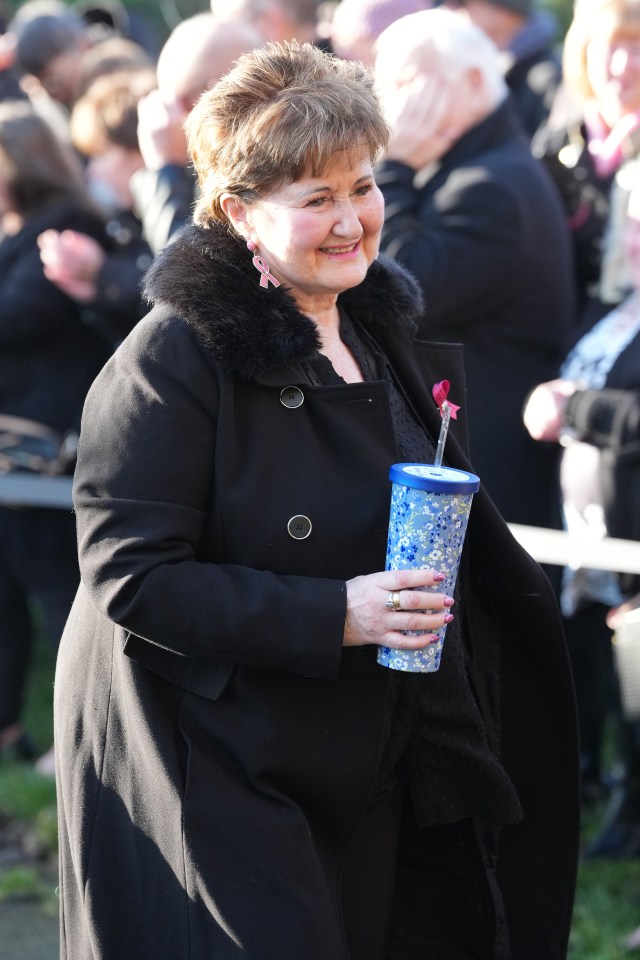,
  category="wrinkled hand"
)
[522,379,577,443]
[380,73,458,170]
[344,567,453,650]
[137,89,189,172]
[38,229,106,303]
